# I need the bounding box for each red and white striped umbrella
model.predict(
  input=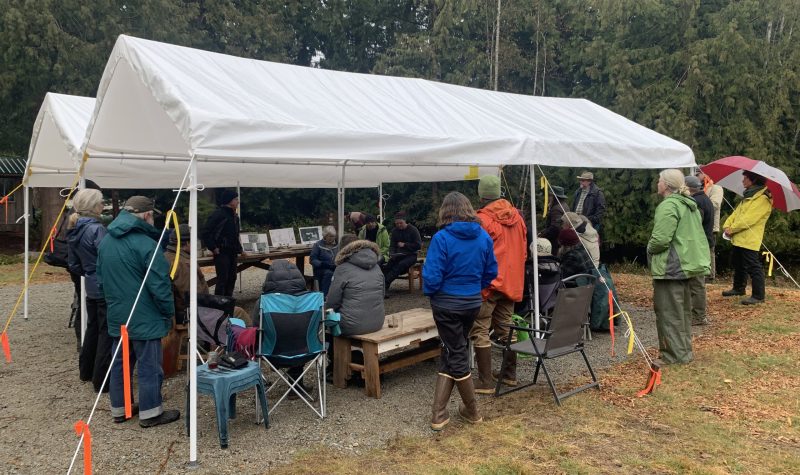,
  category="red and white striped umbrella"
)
[699,156,800,212]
